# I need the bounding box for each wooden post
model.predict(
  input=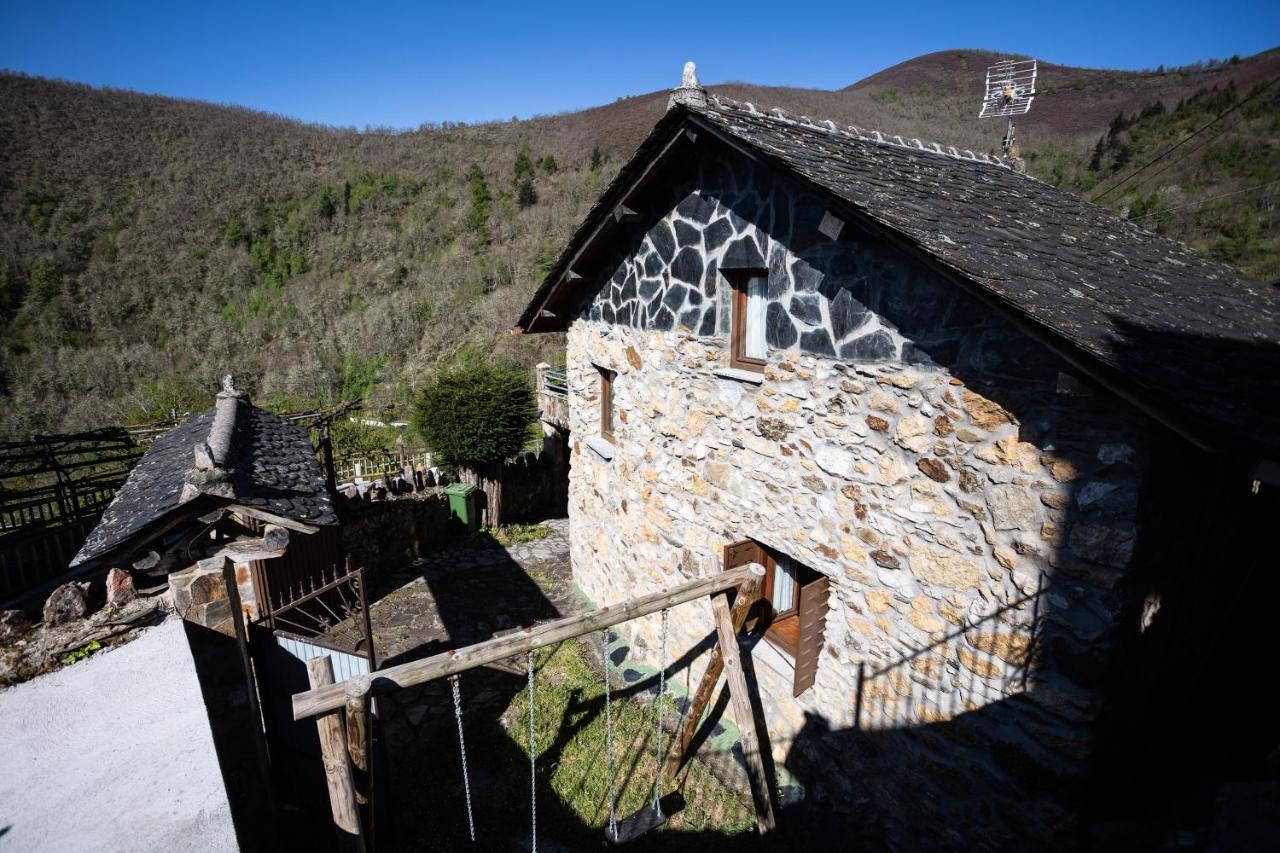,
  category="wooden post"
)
[345,675,372,807]
[666,572,761,775]
[711,593,778,834]
[307,657,365,852]
[320,420,337,495]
